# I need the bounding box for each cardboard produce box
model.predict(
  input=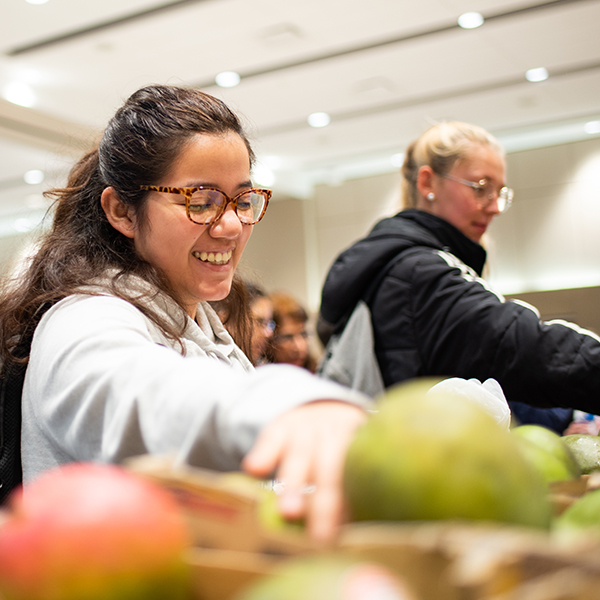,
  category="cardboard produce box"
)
[183,547,280,600]
[127,456,600,600]
[549,471,600,515]
[127,454,316,555]
[338,520,600,600]
[126,455,317,600]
